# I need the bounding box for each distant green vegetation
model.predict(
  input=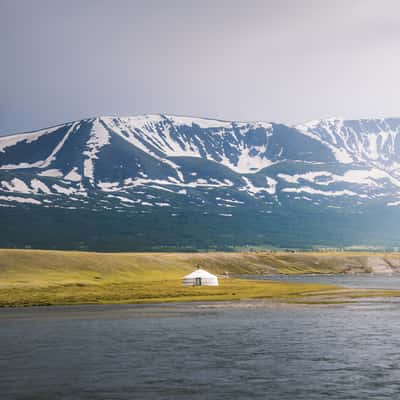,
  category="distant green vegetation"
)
[3,205,400,251]
[1,249,400,307]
